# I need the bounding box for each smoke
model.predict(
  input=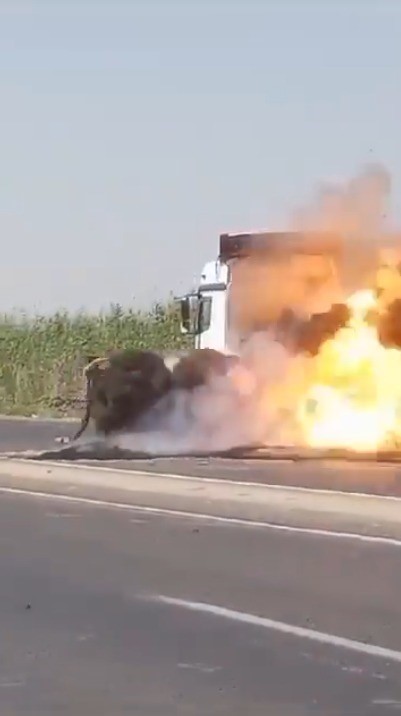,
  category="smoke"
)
[229,253,333,331]
[65,163,401,459]
[292,162,394,297]
[91,333,307,457]
[292,163,391,237]
[230,163,394,337]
